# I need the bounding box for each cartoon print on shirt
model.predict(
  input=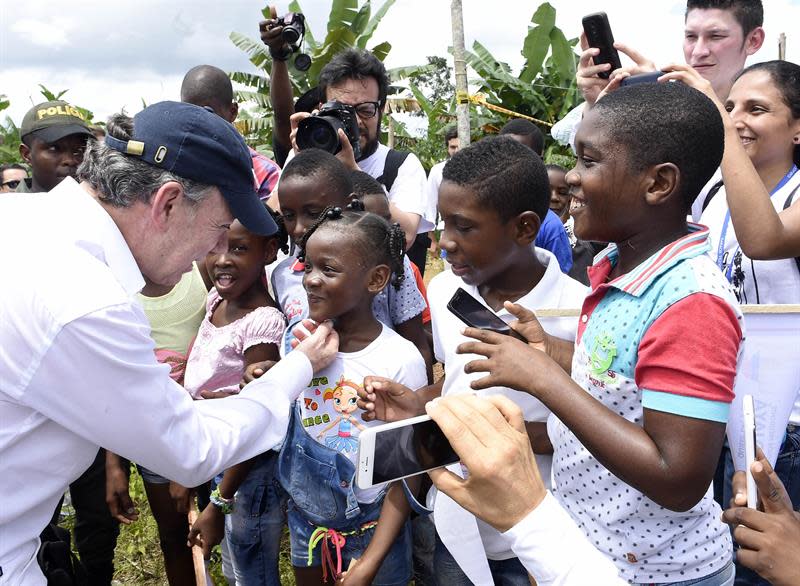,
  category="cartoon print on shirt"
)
[315,376,366,453]
[588,331,618,383]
